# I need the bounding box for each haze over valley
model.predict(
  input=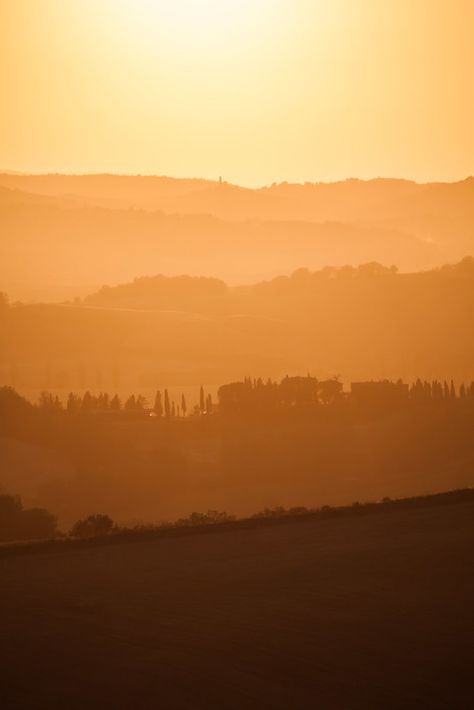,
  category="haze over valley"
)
[2,173,474,301]
[2,1,474,706]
